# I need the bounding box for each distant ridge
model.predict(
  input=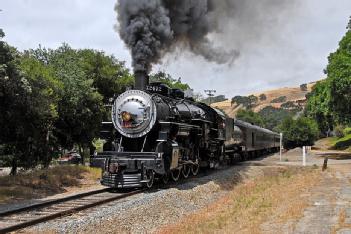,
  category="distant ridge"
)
[211,81,317,118]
